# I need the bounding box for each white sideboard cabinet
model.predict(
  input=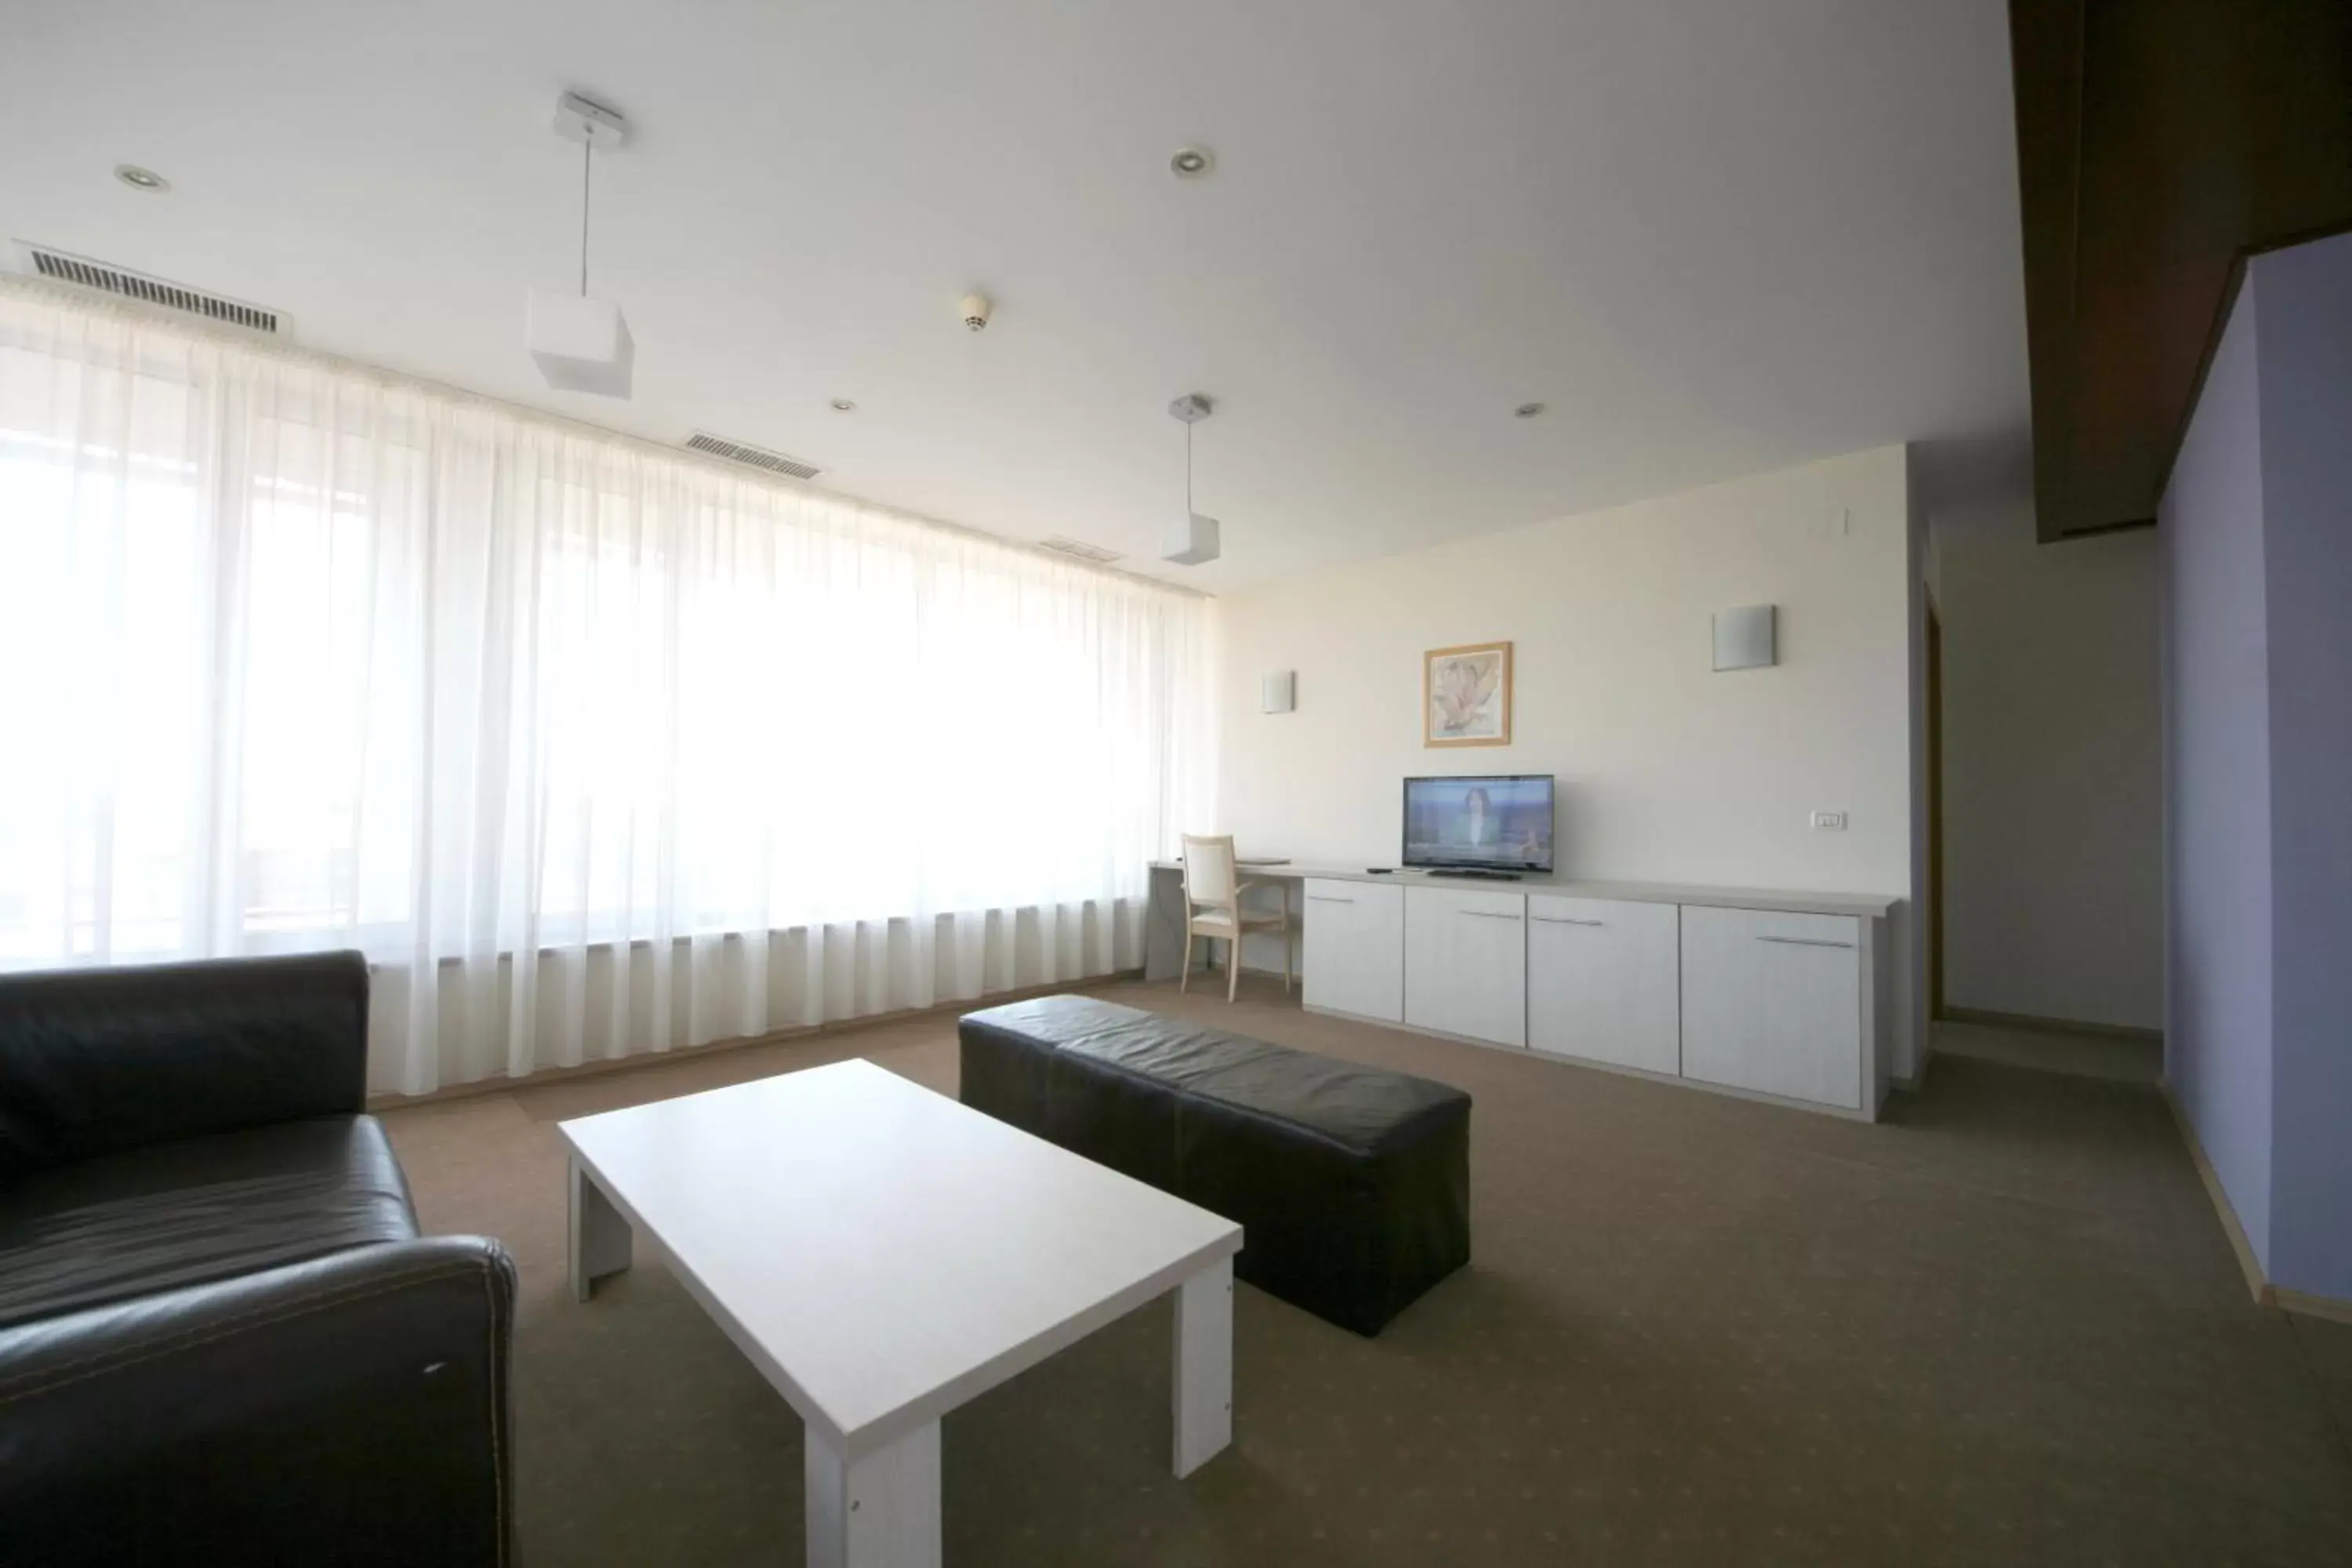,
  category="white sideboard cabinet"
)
[1526,895,1681,1076]
[1679,906,1877,1111]
[1149,858,1895,1121]
[1404,885,1527,1047]
[1299,877,1404,1023]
